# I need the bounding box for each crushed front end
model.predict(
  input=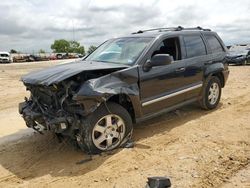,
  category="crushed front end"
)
[19,81,85,138]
